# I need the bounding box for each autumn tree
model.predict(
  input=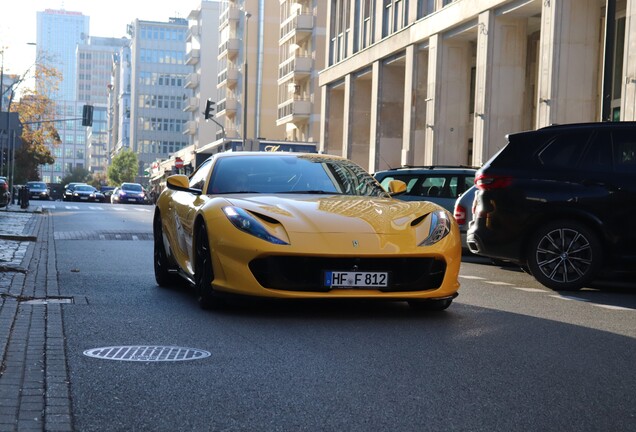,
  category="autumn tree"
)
[108,150,138,185]
[60,167,91,186]
[8,62,63,184]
